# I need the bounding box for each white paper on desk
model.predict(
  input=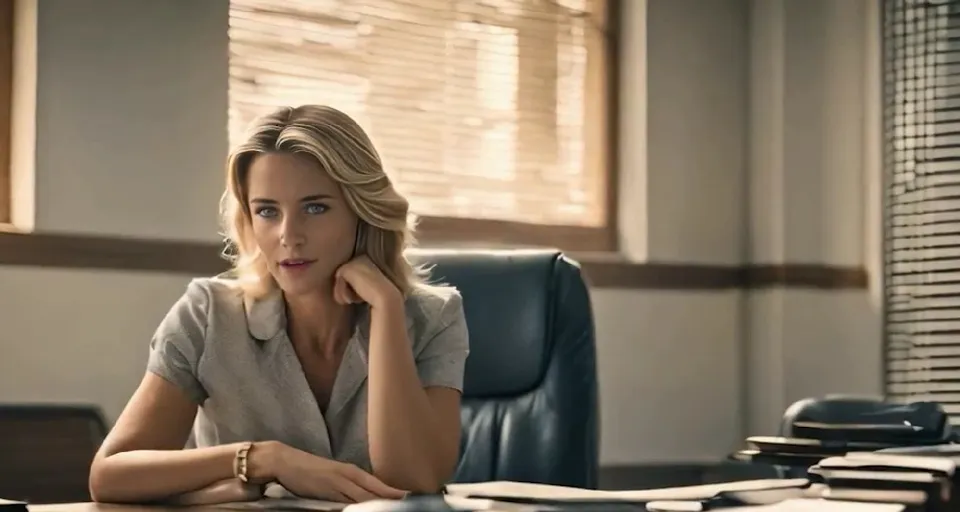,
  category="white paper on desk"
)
[343,496,539,512]
[446,478,810,502]
[441,496,538,511]
[709,498,906,512]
